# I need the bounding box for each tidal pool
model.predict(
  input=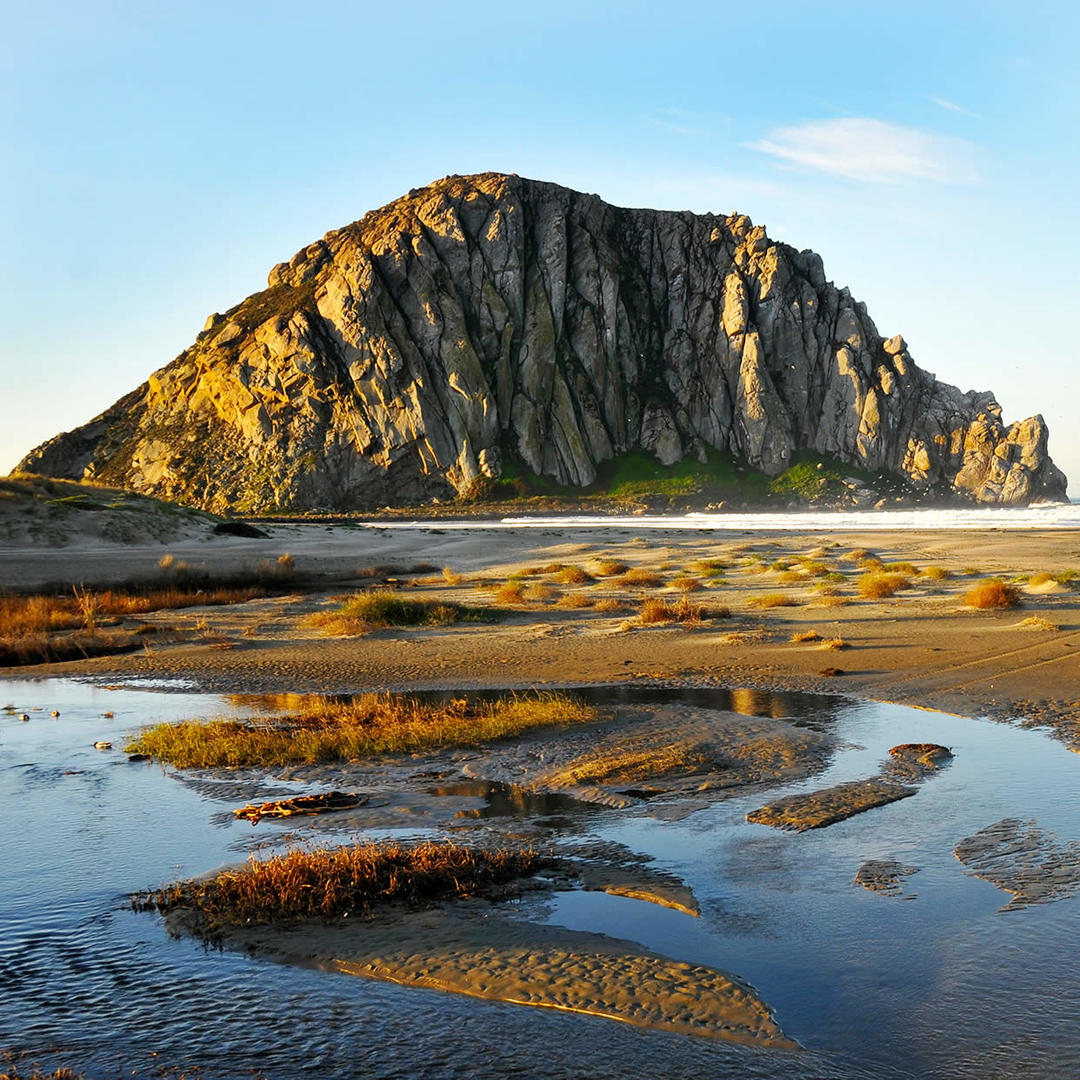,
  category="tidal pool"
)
[1,678,1077,1079]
